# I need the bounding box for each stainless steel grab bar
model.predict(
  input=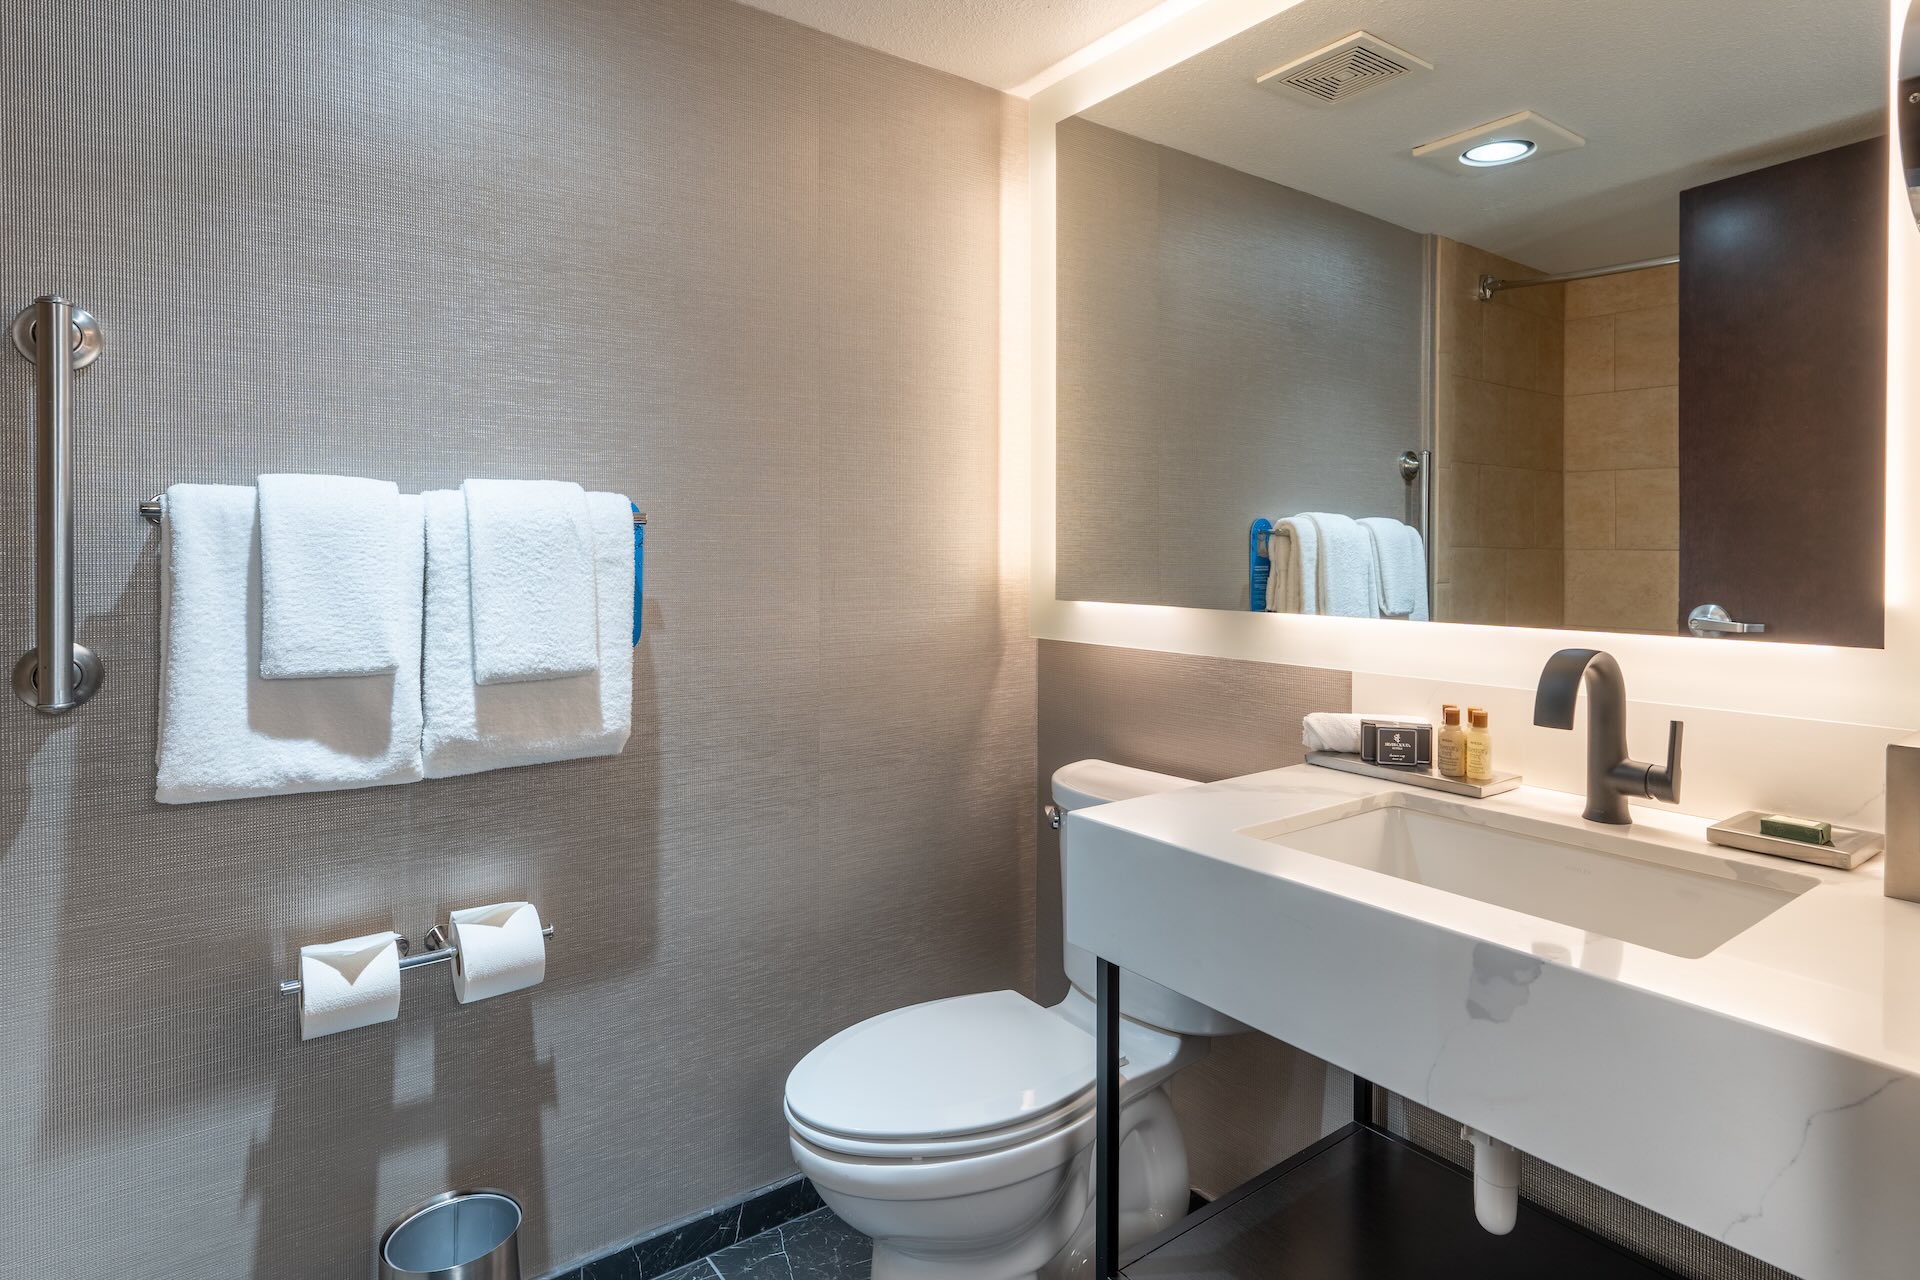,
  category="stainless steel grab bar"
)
[11,295,104,713]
